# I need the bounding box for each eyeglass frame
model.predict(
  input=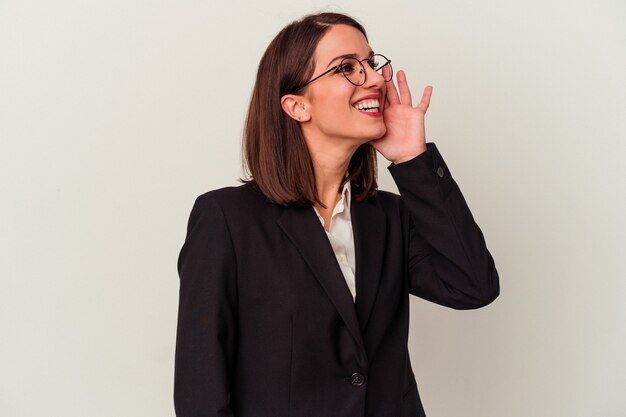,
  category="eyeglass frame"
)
[291,53,392,93]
